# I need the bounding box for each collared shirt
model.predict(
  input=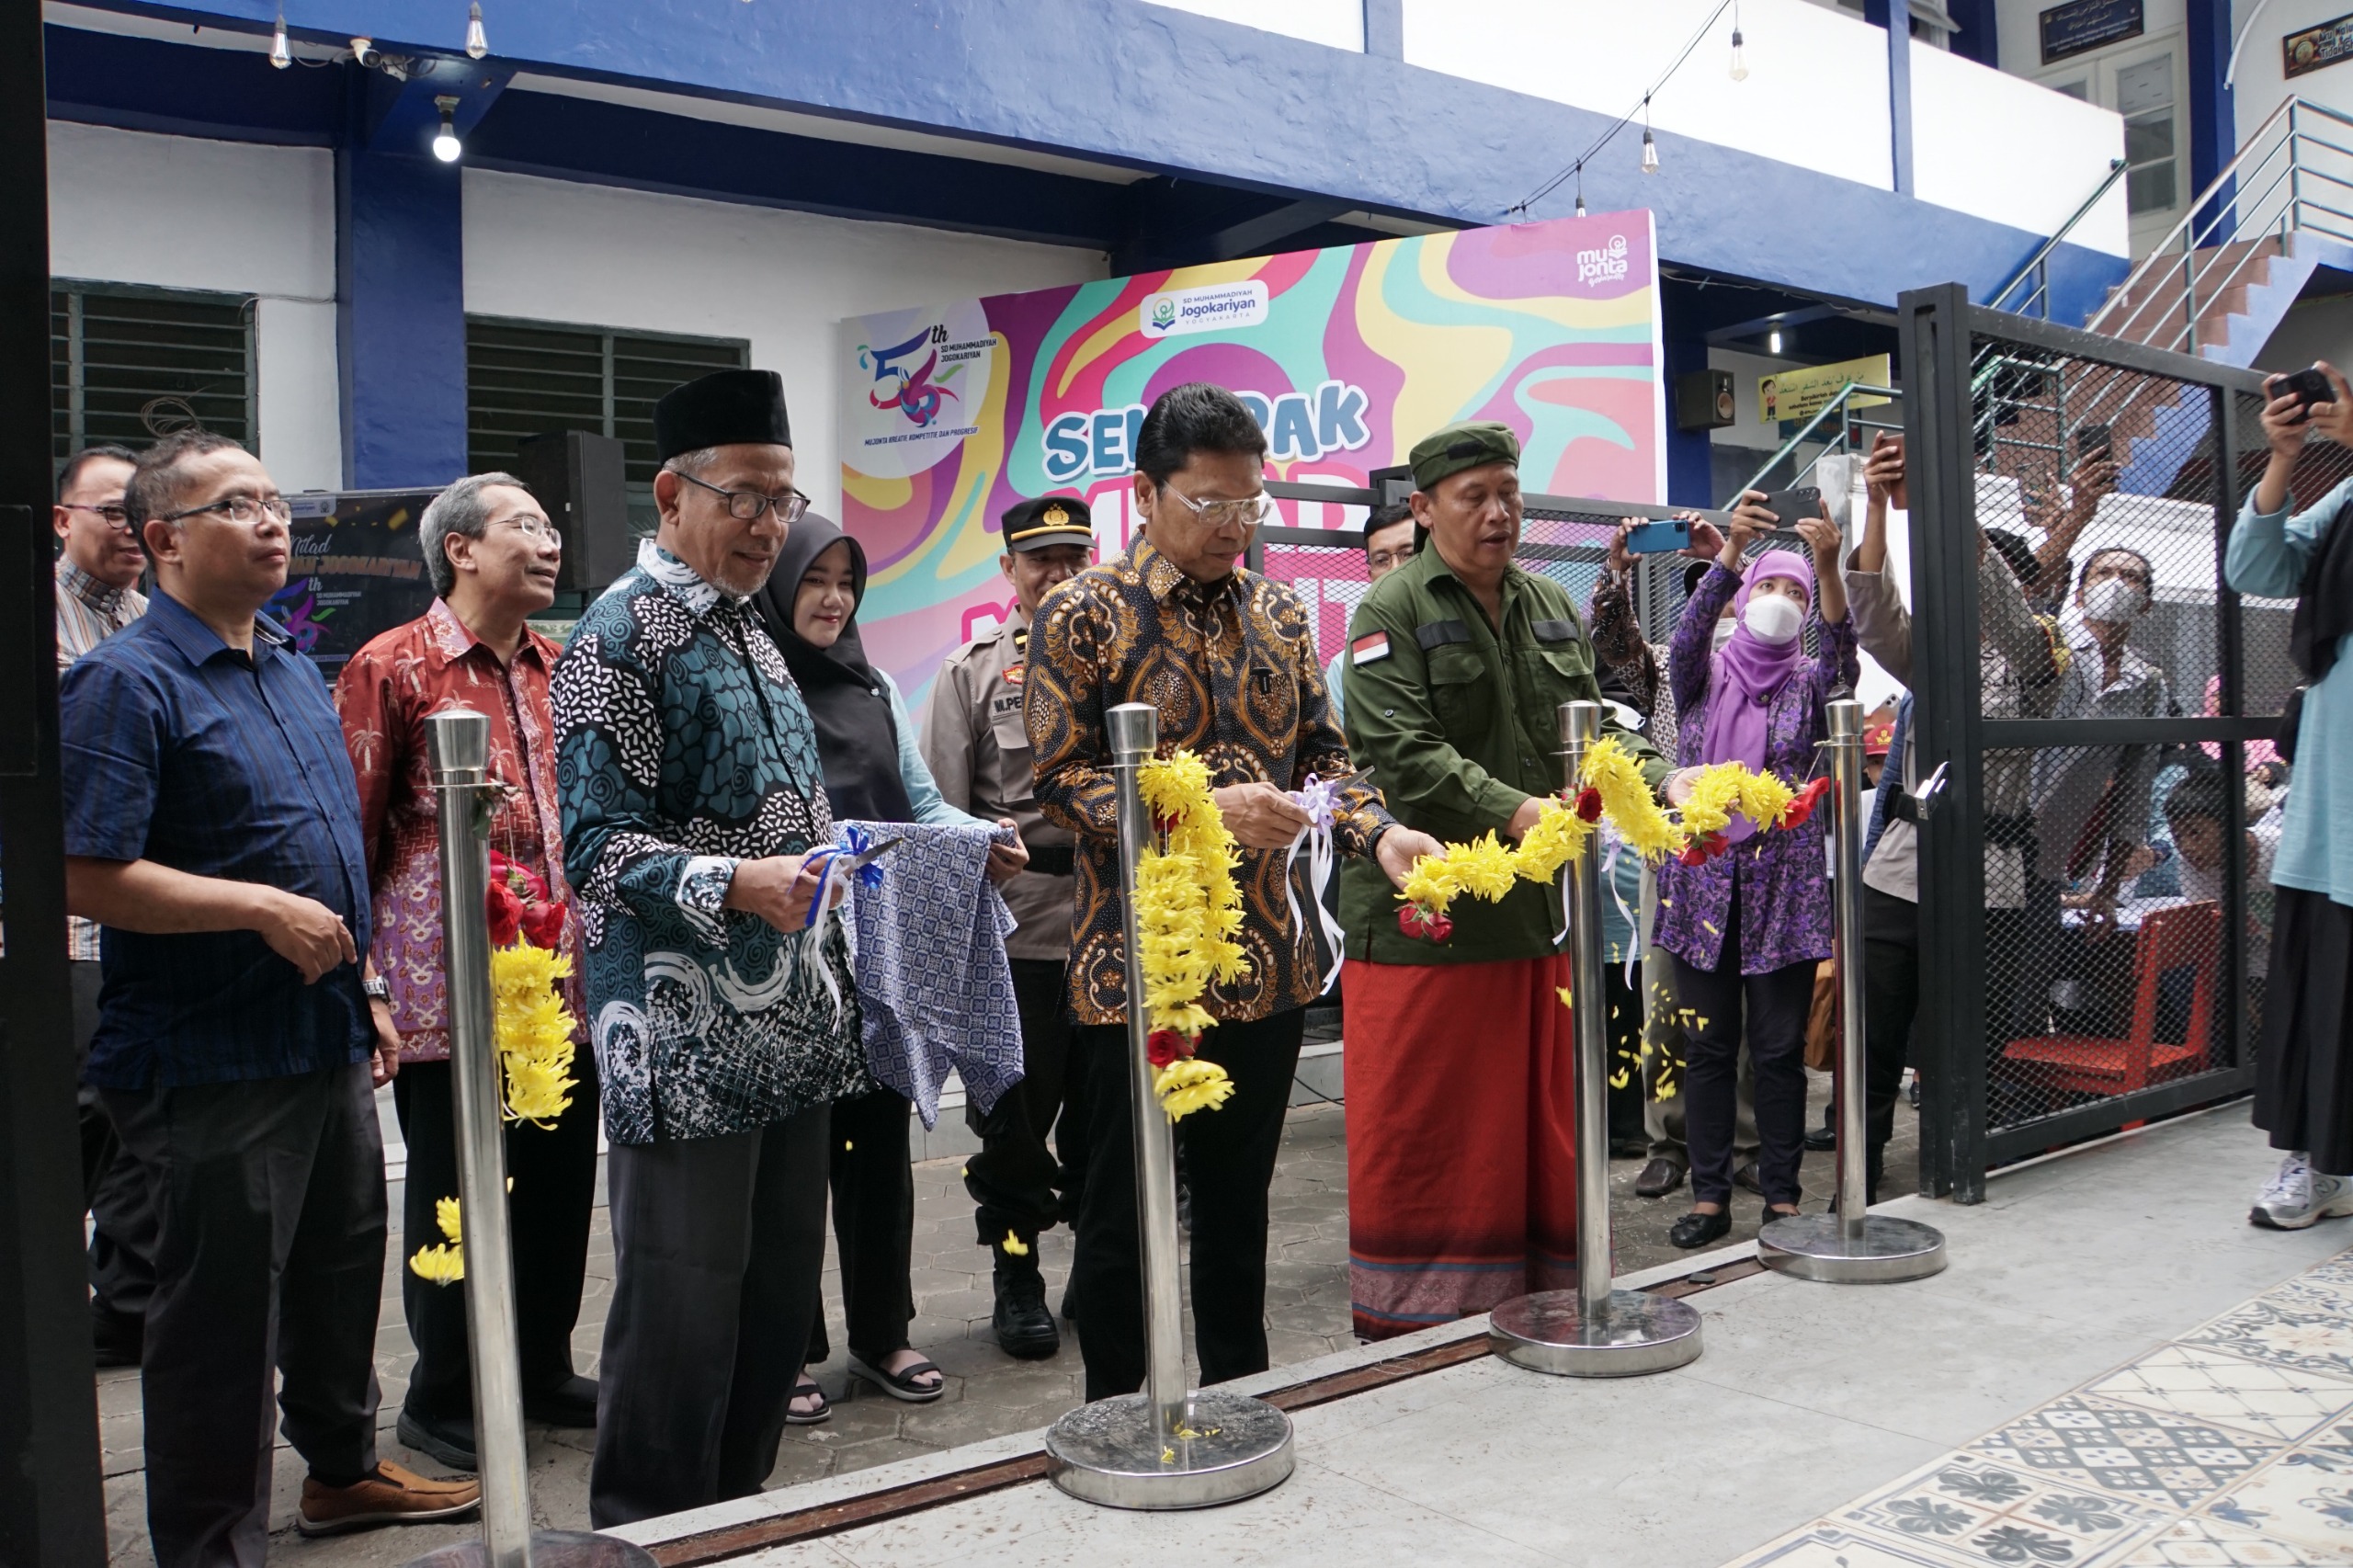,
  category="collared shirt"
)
[2029,631,2178,885]
[919,608,1075,962]
[335,598,585,1062]
[1026,535,1392,1026]
[55,557,149,961]
[1338,545,1665,967]
[60,590,374,1088]
[551,540,866,1145]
